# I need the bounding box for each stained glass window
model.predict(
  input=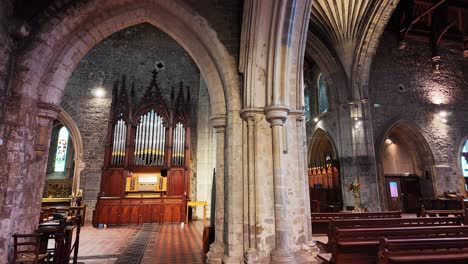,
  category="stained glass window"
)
[461,139,468,190]
[304,85,311,122]
[317,73,328,114]
[54,126,69,172]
